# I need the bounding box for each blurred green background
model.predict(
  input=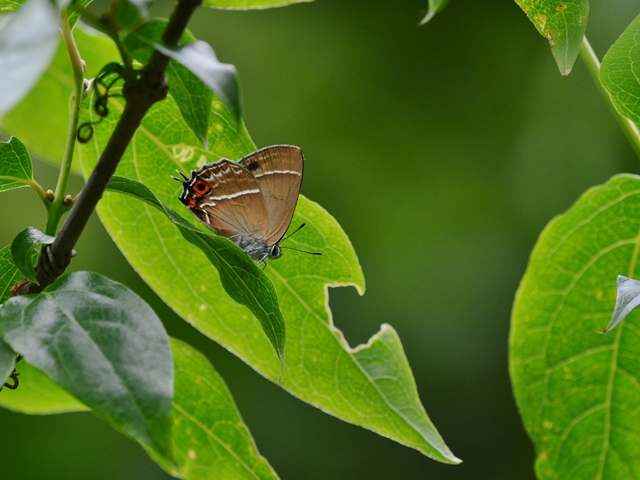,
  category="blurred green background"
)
[1,0,639,478]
